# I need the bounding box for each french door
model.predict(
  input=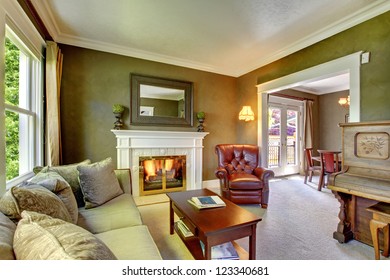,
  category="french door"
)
[267,97,302,177]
